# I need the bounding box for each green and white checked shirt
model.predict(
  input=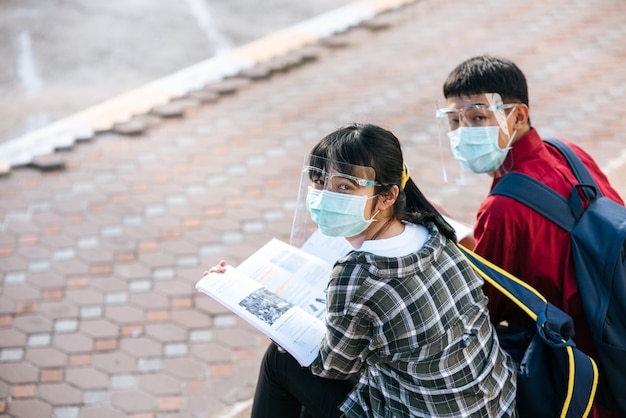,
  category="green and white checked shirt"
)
[310,223,517,417]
